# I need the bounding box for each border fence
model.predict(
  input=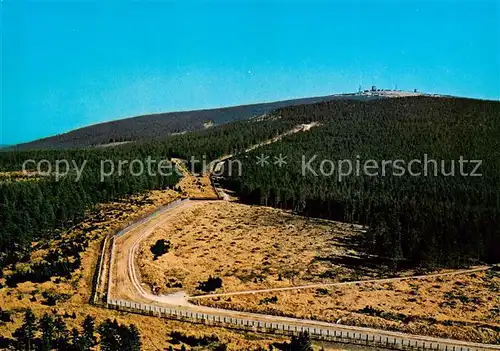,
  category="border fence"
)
[105,298,499,351]
[92,197,500,351]
[90,235,108,304]
[90,198,189,304]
